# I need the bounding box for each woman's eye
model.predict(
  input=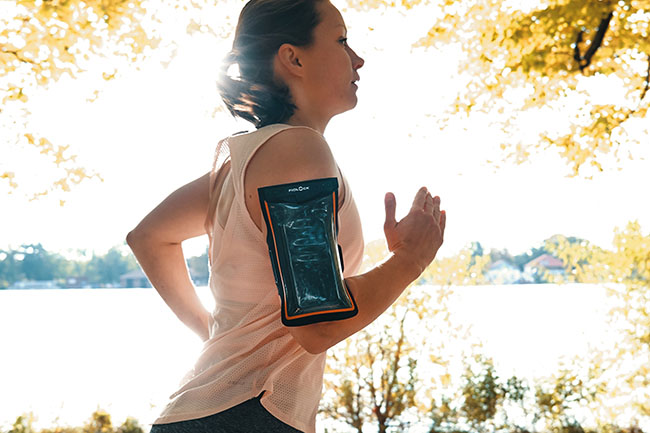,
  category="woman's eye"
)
[339,37,348,46]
